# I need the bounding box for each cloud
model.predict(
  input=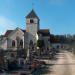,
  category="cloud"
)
[49,0,64,5]
[0,16,17,35]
